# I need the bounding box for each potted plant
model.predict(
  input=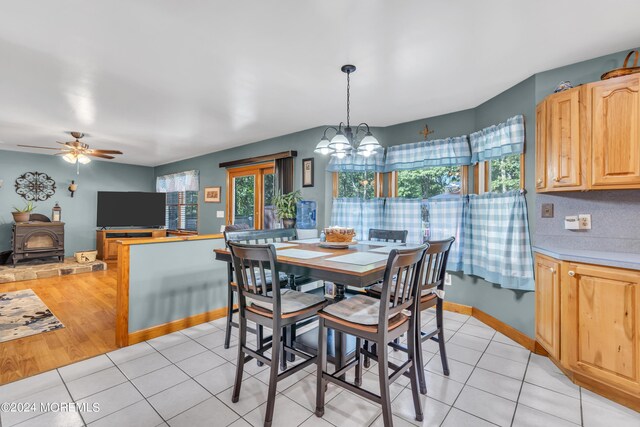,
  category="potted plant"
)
[272,190,302,229]
[12,201,36,223]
